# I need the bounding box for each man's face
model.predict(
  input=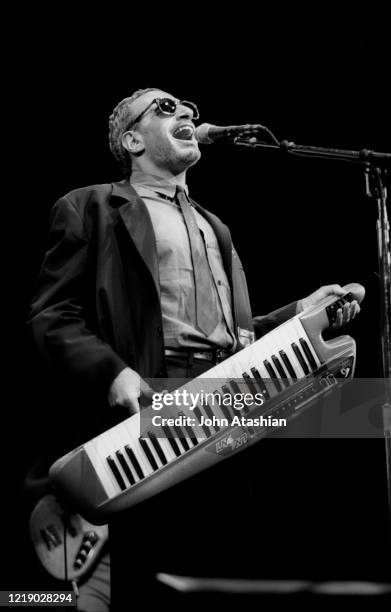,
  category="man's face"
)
[128,89,201,174]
